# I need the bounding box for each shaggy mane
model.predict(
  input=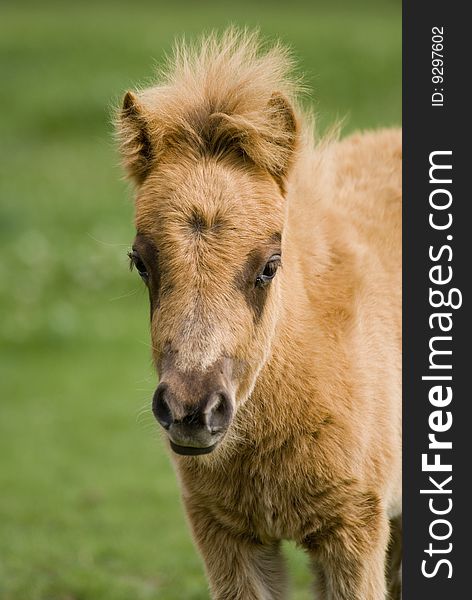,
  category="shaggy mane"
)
[118,28,307,184]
